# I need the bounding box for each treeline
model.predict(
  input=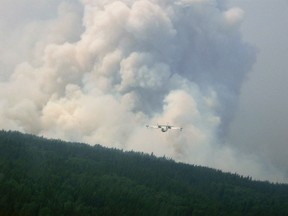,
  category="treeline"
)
[0,130,288,215]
